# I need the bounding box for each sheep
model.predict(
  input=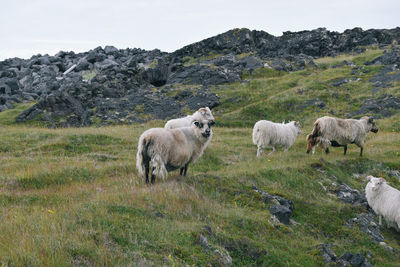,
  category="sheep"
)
[252,120,301,157]
[136,119,212,184]
[306,116,378,156]
[305,135,343,155]
[365,176,400,231]
[164,107,215,129]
